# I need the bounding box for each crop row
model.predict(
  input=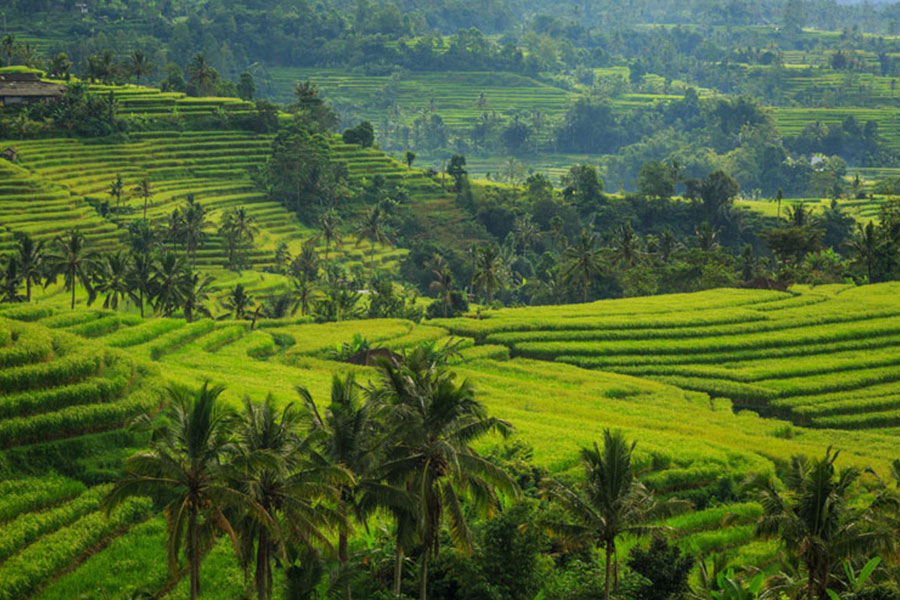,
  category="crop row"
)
[144,319,216,359]
[0,381,158,449]
[0,351,103,394]
[34,516,171,600]
[0,496,152,600]
[0,476,86,523]
[66,314,141,338]
[510,315,900,358]
[0,485,110,562]
[0,324,53,368]
[0,370,130,420]
[100,318,185,348]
